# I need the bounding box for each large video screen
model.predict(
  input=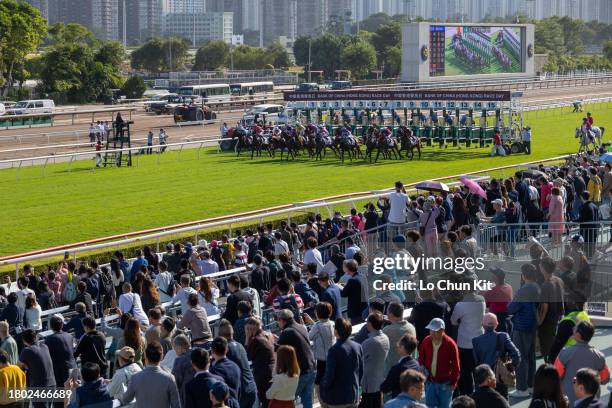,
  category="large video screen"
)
[429,25,523,77]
